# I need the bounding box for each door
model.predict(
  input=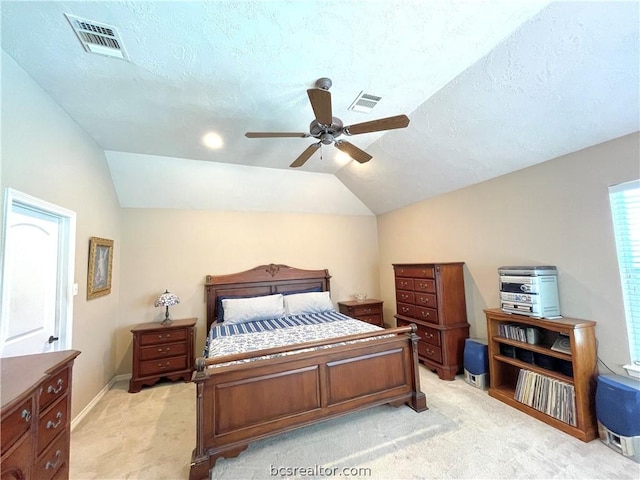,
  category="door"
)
[0,189,76,357]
